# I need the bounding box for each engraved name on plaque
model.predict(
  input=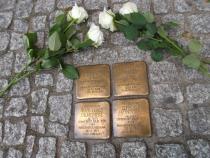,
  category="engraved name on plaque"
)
[76,64,110,99]
[74,101,110,139]
[112,61,149,96]
[112,99,151,137]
